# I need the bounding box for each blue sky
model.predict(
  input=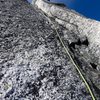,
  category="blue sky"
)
[27,0,100,21]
